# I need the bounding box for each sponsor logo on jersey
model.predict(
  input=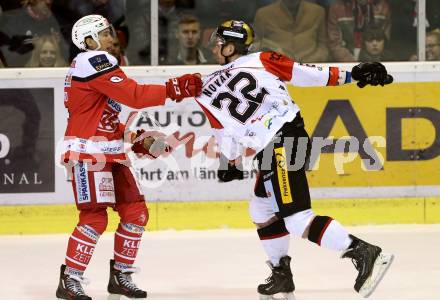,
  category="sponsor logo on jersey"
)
[245,129,256,137]
[64,75,72,87]
[94,172,115,203]
[98,109,119,133]
[110,76,123,83]
[274,147,292,204]
[251,115,265,124]
[107,99,122,112]
[75,162,91,203]
[77,138,87,152]
[100,145,122,153]
[88,54,112,71]
[264,117,273,129]
[77,225,99,242]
